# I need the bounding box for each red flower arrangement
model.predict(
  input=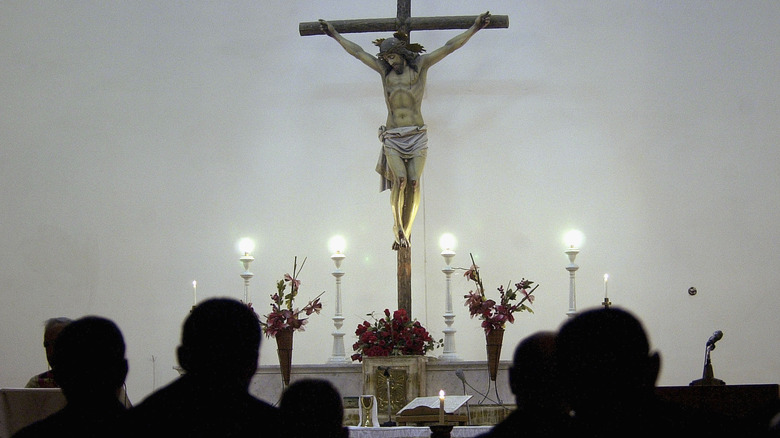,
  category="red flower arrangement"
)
[351,309,442,362]
[463,253,539,335]
[260,256,324,338]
